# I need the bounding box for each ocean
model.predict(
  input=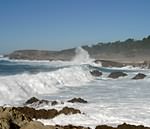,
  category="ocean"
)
[0,48,150,128]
